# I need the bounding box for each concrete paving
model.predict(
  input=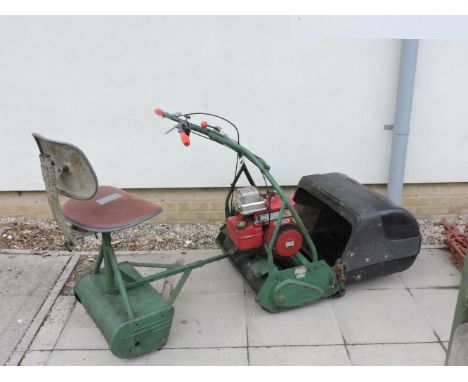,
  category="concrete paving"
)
[0,247,460,366]
[0,253,71,365]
